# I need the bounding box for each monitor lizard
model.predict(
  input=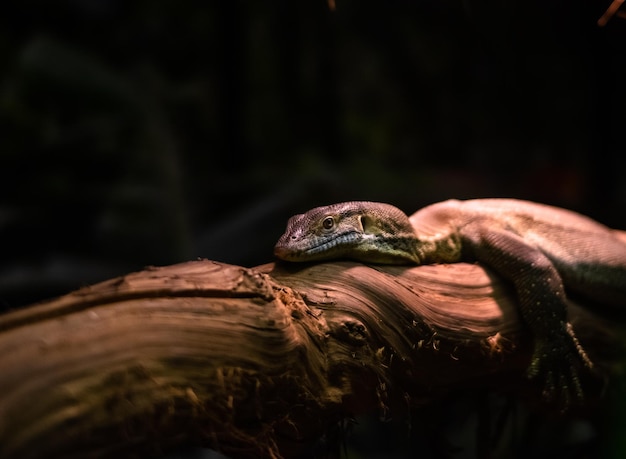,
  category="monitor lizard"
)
[274,199,626,406]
